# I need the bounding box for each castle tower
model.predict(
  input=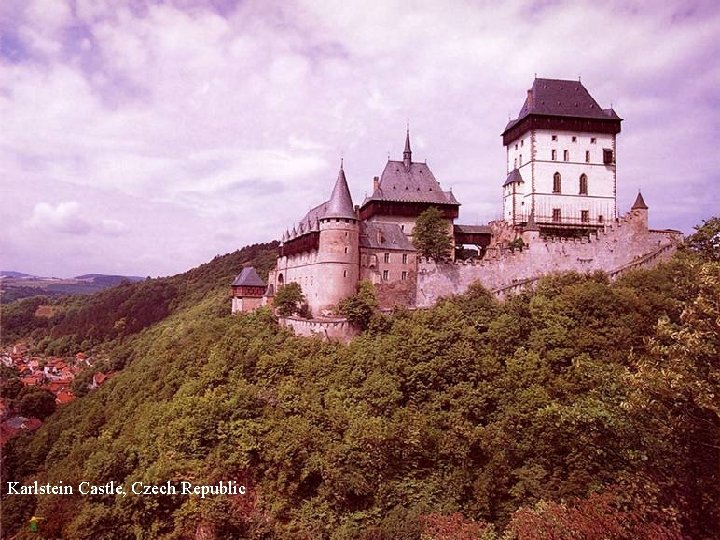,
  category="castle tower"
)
[231,266,266,313]
[501,78,622,236]
[631,190,649,230]
[315,162,359,313]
